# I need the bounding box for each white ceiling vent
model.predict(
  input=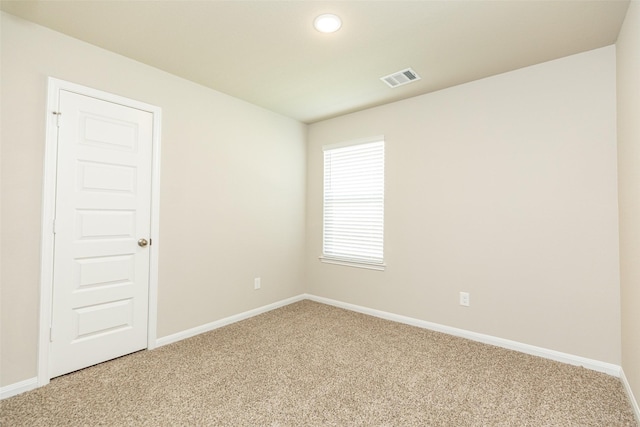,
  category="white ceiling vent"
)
[380,68,421,88]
